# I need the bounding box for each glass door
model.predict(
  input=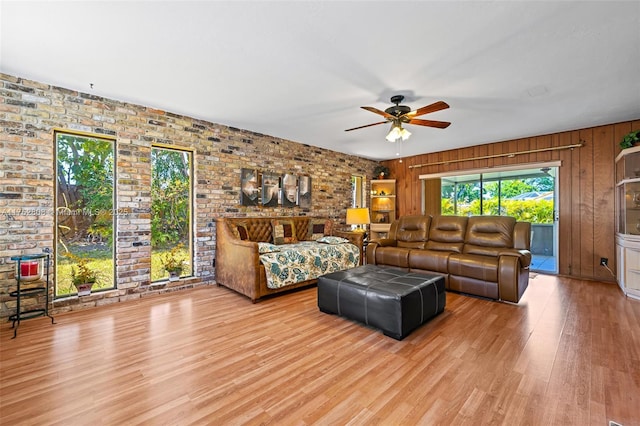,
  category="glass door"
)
[437,165,558,273]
